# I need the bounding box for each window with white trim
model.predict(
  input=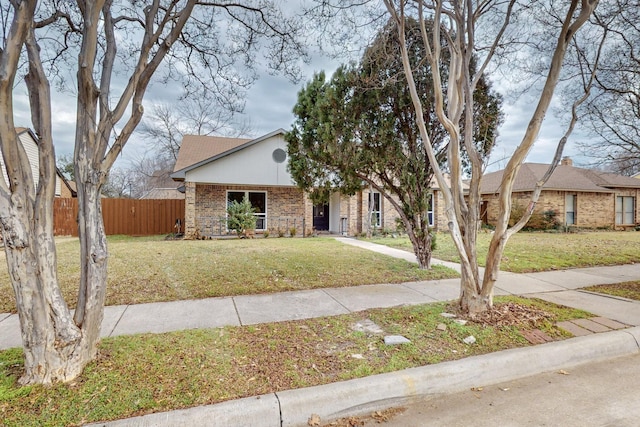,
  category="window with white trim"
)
[227,191,267,230]
[565,194,576,225]
[368,192,381,228]
[427,193,434,227]
[616,196,635,225]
